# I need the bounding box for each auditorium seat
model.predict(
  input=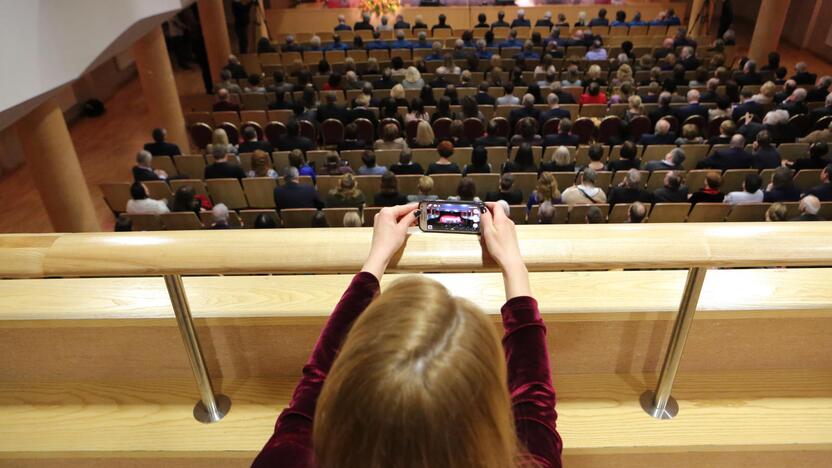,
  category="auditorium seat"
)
[206,179,248,210]
[125,213,164,231]
[142,180,173,201]
[647,203,691,223]
[169,178,208,198]
[687,203,731,222]
[173,155,207,179]
[725,203,770,222]
[160,212,203,230]
[568,204,610,224]
[607,203,633,223]
[100,183,132,213]
[242,177,277,209]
